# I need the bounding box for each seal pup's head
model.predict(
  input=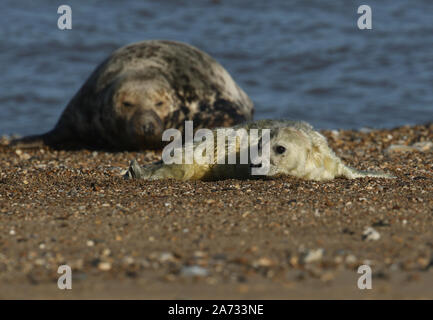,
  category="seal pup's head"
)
[248,126,311,178]
[263,126,314,178]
